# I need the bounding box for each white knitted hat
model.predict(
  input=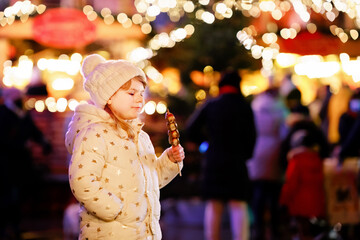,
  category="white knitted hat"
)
[81,54,146,108]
